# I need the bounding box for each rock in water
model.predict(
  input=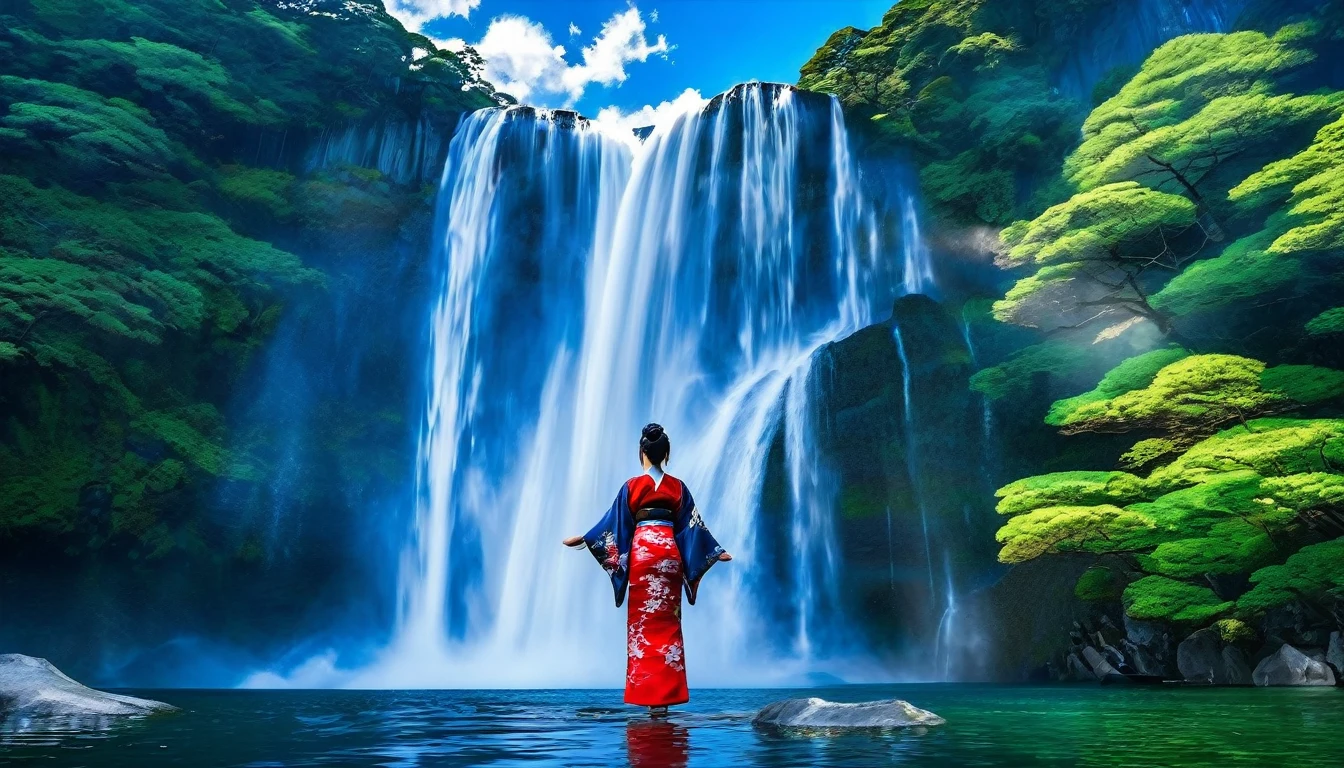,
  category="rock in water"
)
[1252,644,1337,687]
[753,698,944,729]
[0,654,176,718]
